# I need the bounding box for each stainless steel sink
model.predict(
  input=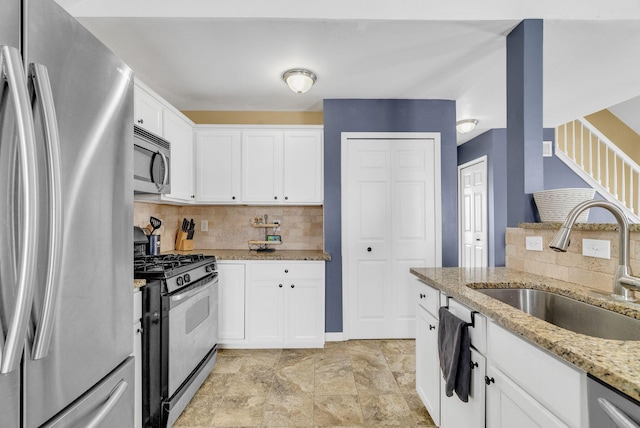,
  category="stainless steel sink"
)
[474,288,640,341]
